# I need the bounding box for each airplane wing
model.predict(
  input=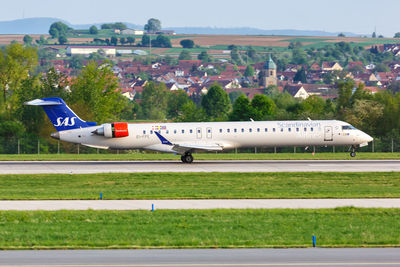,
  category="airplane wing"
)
[154,131,223,154]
